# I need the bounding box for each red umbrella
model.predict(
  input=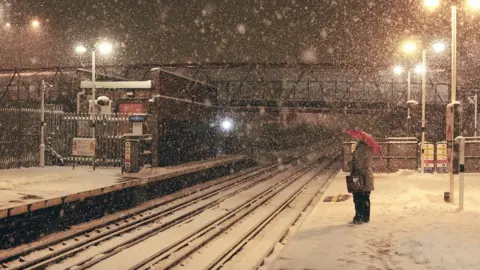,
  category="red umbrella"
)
[344,129,381,155]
